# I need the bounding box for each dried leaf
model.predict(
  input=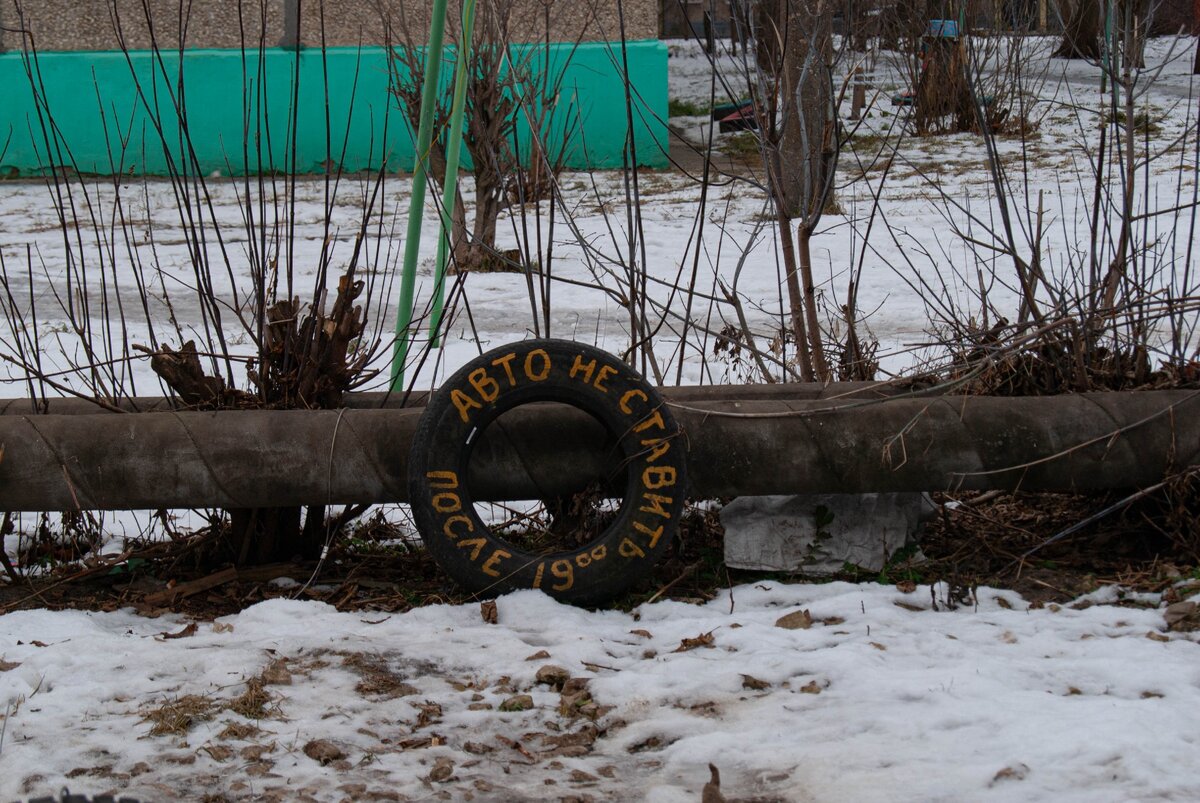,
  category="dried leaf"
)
[741,674,771,691]
[398,736,437,750]
[896,580,917,594]
[540,727,598,758]
[562,677,590,696]
[990,763,1030,786]
[238,744,270,761]
[672,631,716,652]
[159,622,198,641]
[629,629,653,639]
[628,735,665,753]
[499,694,534,712]
[525,649,551,661]
[303,739,345,765]
[463,741,494,754]
[261,659,292,686]
[869,642,887,651]
[0,659,20,672]
[415,702,443,727]
[799,680,822,694]
[893,601,924,612]
[535,665,571,689]
[480,600,498,624]
[1145,631,1170,643]
[702,763,725,803]
[212,622,234,634]
[244,760,274,777]
[429,757,455,783]
[1165,601,1200,632]
[774,610,812,630]
[202,744,234,762]
[495,734,536,761]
